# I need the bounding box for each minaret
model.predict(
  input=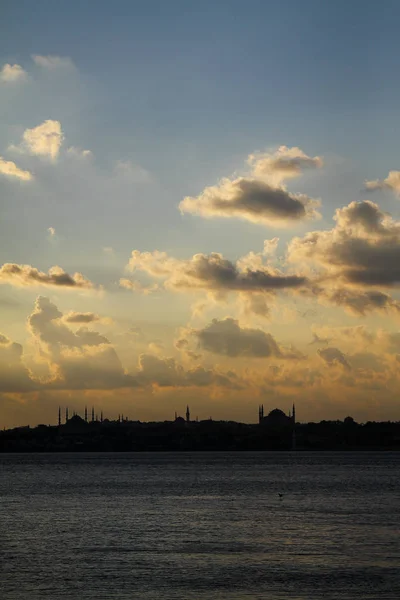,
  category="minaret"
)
[84,406,88,422]
[186,405,190,424]
[292,403,296,450]
[100,411,103,423]
[65,407,69,423]
[58,406,61,427]
[91,406,95,423]
[174,411,177,421]
[258,404,264,424]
